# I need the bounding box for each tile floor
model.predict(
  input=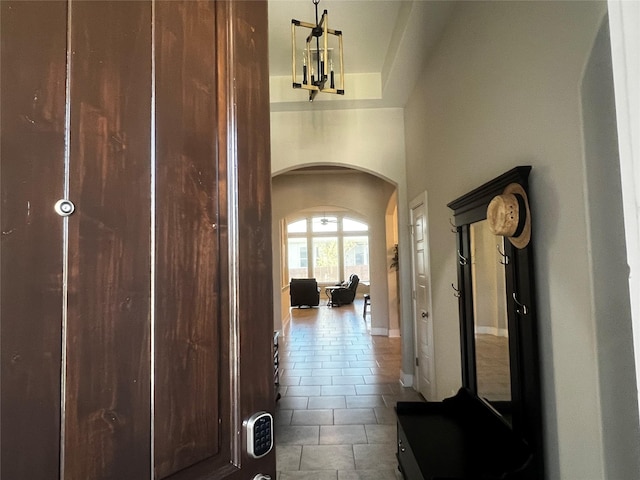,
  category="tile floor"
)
[275,299,424,480]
